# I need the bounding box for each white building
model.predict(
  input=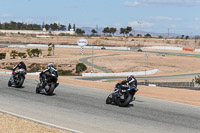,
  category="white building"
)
[0,29,75,35]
